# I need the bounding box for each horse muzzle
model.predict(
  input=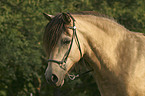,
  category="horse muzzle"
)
[45,71,65,87]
